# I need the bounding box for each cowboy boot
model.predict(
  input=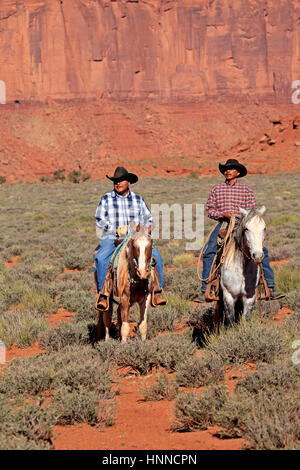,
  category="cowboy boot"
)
[152,289,167,306]
[95,267,112,312]
[151,268,167,307]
